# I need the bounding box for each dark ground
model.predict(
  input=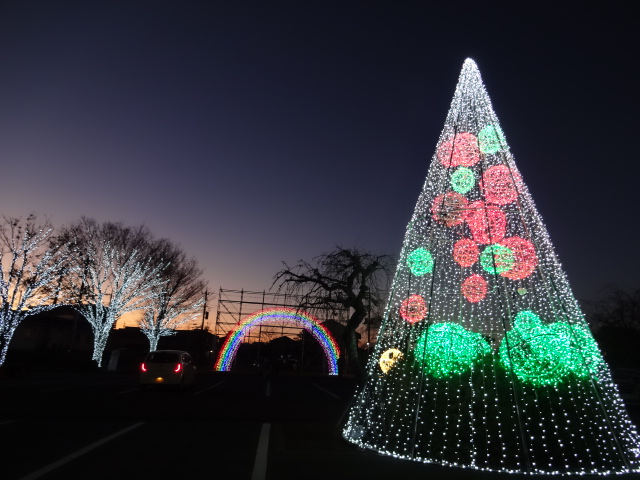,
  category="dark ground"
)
[1,370,640,480]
